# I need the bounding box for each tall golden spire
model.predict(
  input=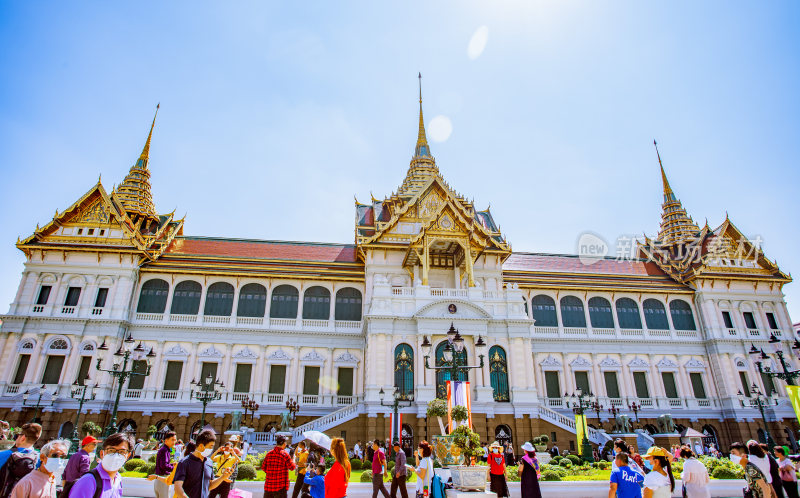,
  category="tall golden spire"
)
[654,140,698,245]
[115,105,159,220]
[414,72,431,159]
